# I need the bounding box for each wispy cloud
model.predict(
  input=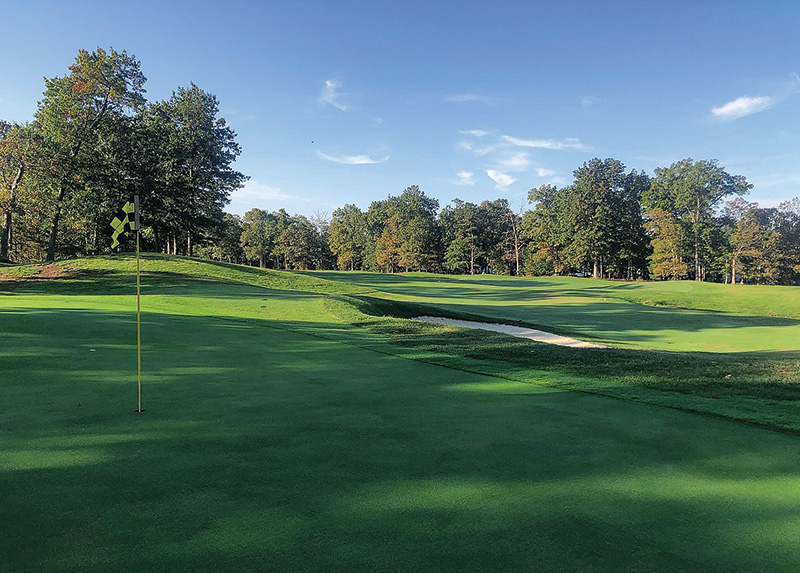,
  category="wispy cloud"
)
[319,79,353,112]
[579,96,598,107]
[447,94,494,105]
[316,150,389,164]
[711,74,800,121]
[711,96,773,120]
[459,129,490,137]
[498,152,531,172]
[454,171,475,186]
[487,170,517,190]
[536,168,556,177]
[236,180,295,201]
[502,135,588,151]
[458,140,495,156]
